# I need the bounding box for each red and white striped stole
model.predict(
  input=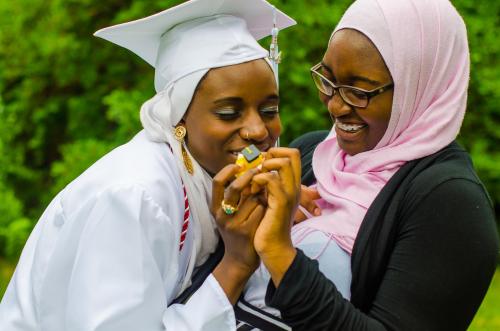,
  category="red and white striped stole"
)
[166,144,190,251]
[179,184,190,251]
